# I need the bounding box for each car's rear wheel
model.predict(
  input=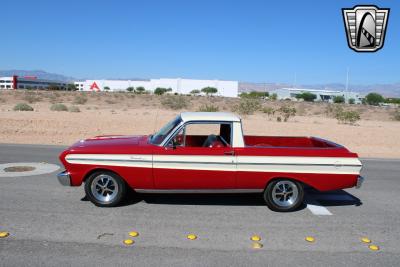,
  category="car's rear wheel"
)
[85,171,126,207]
[263,179,304,212]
